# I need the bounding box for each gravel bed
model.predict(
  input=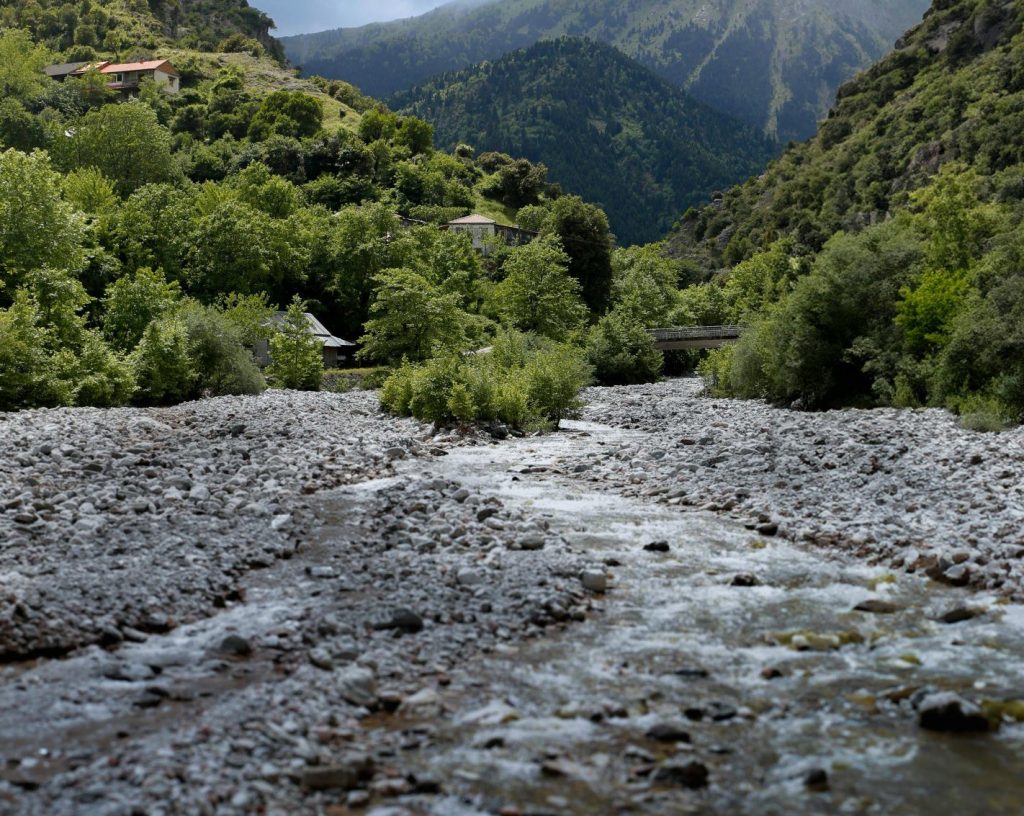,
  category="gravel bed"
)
[0,390,422,660]
[580,378,1024,597]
